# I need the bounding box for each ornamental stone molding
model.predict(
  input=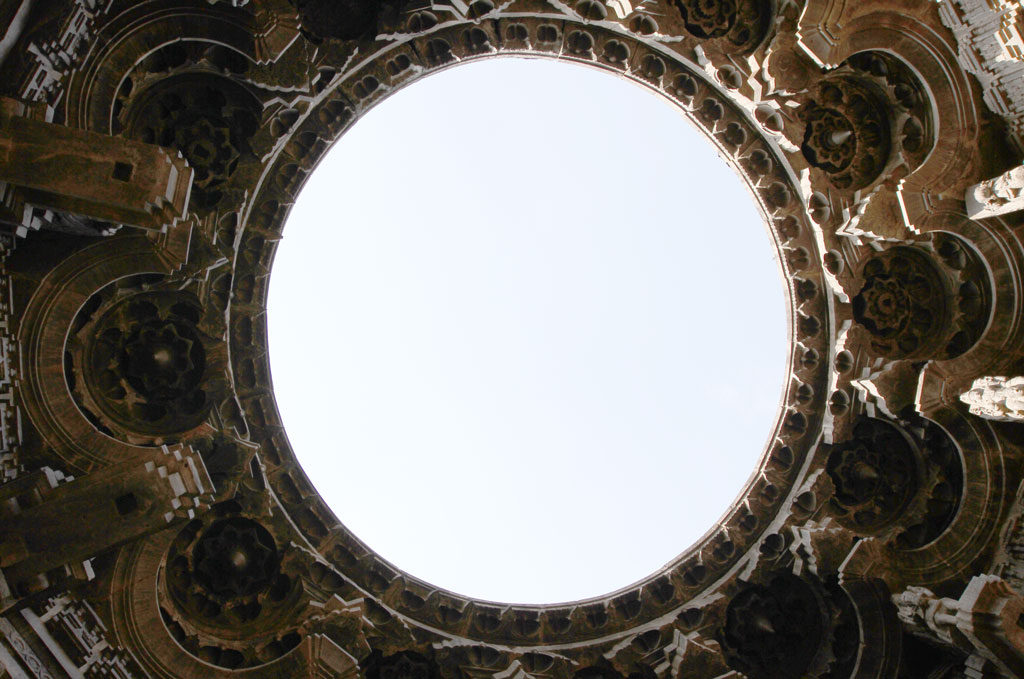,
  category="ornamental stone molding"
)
[894,575,1024,677]
[0,1,1022,678]
[967,165,1024,220]
[960,376,1024,422]
[937,0,1024,148]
